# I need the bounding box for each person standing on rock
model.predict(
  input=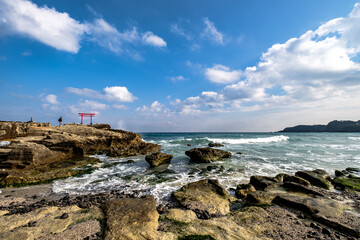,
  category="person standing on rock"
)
[58,116,62,127]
